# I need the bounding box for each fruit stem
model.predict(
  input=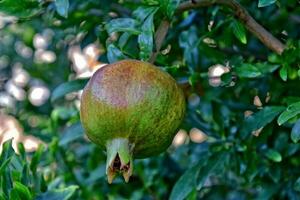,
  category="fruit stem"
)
[106,138,133,183]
